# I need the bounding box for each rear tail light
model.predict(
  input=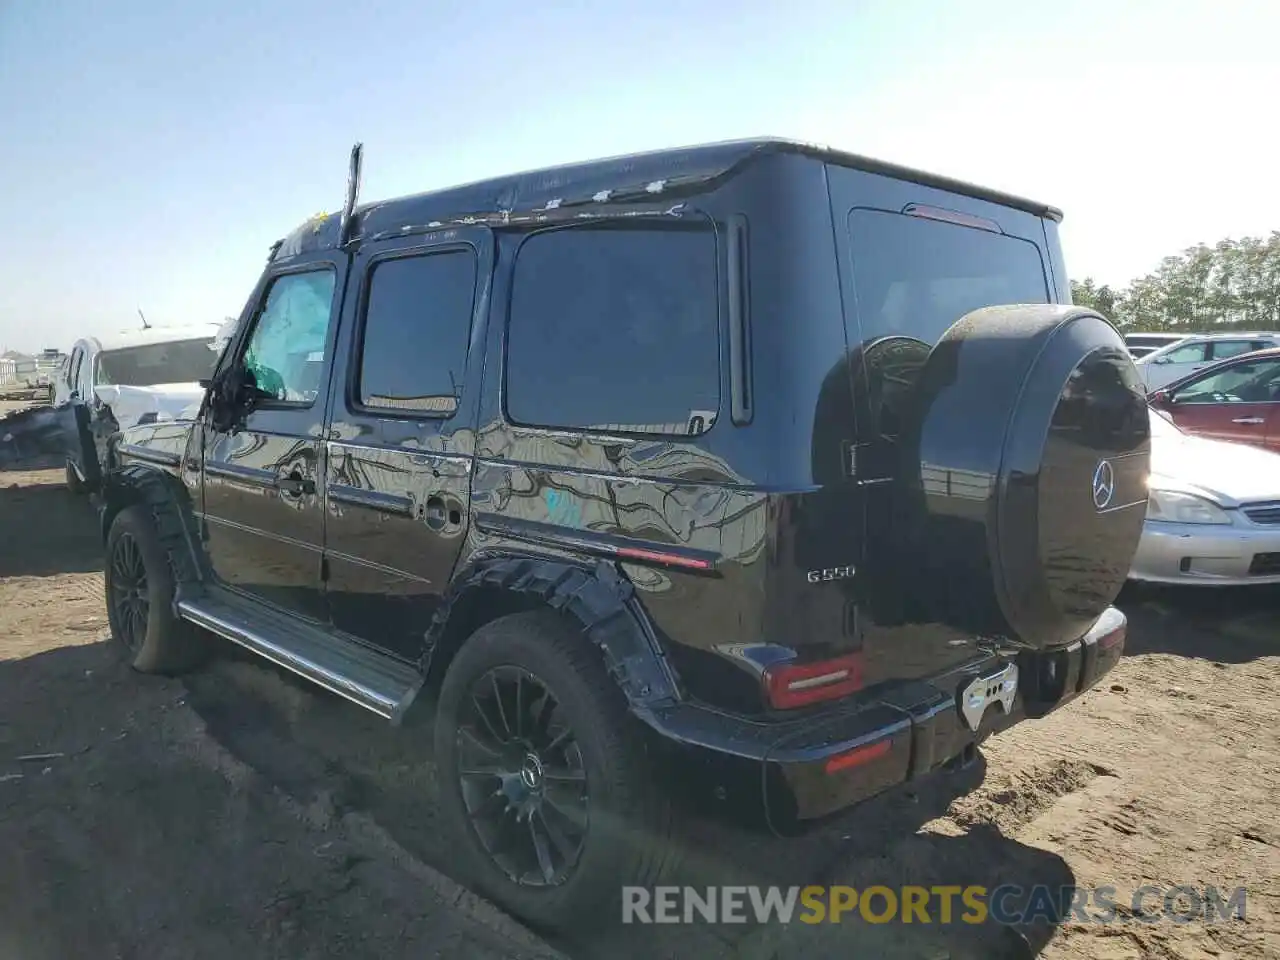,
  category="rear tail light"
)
[763,653,864,710]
